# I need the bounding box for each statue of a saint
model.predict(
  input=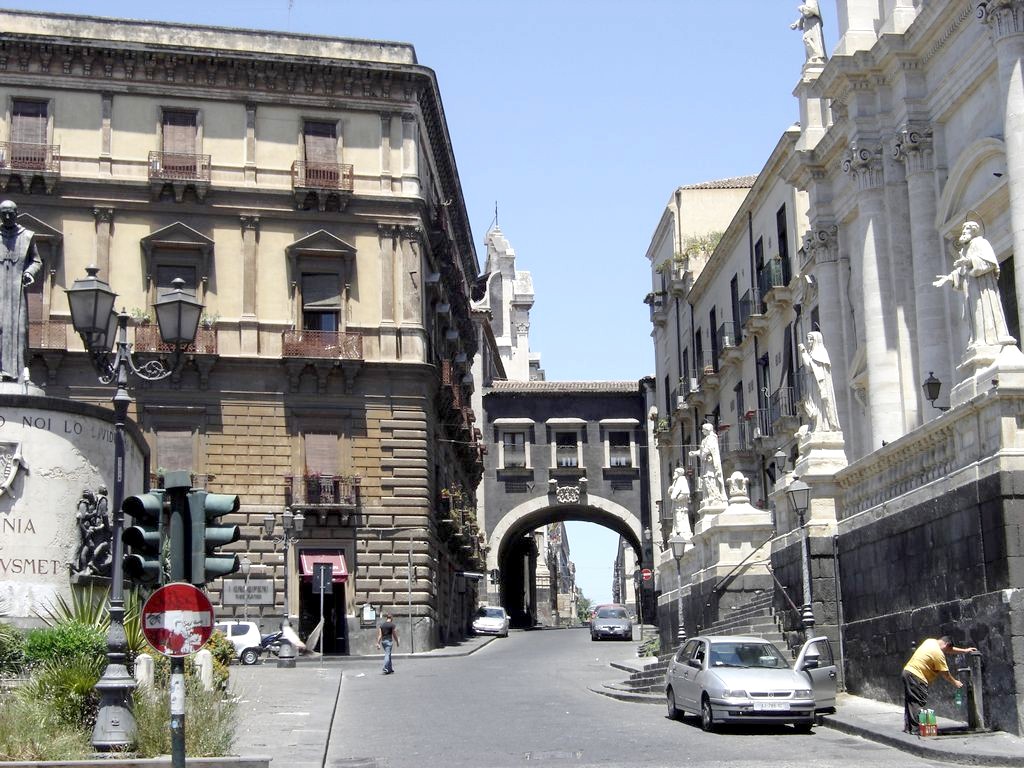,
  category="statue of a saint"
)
[790,1,826,65]
[0,201,42,383]
[667,466,693,542]
[933,221,1016,352]
[798,331,841,432]
[689,423,726,507]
